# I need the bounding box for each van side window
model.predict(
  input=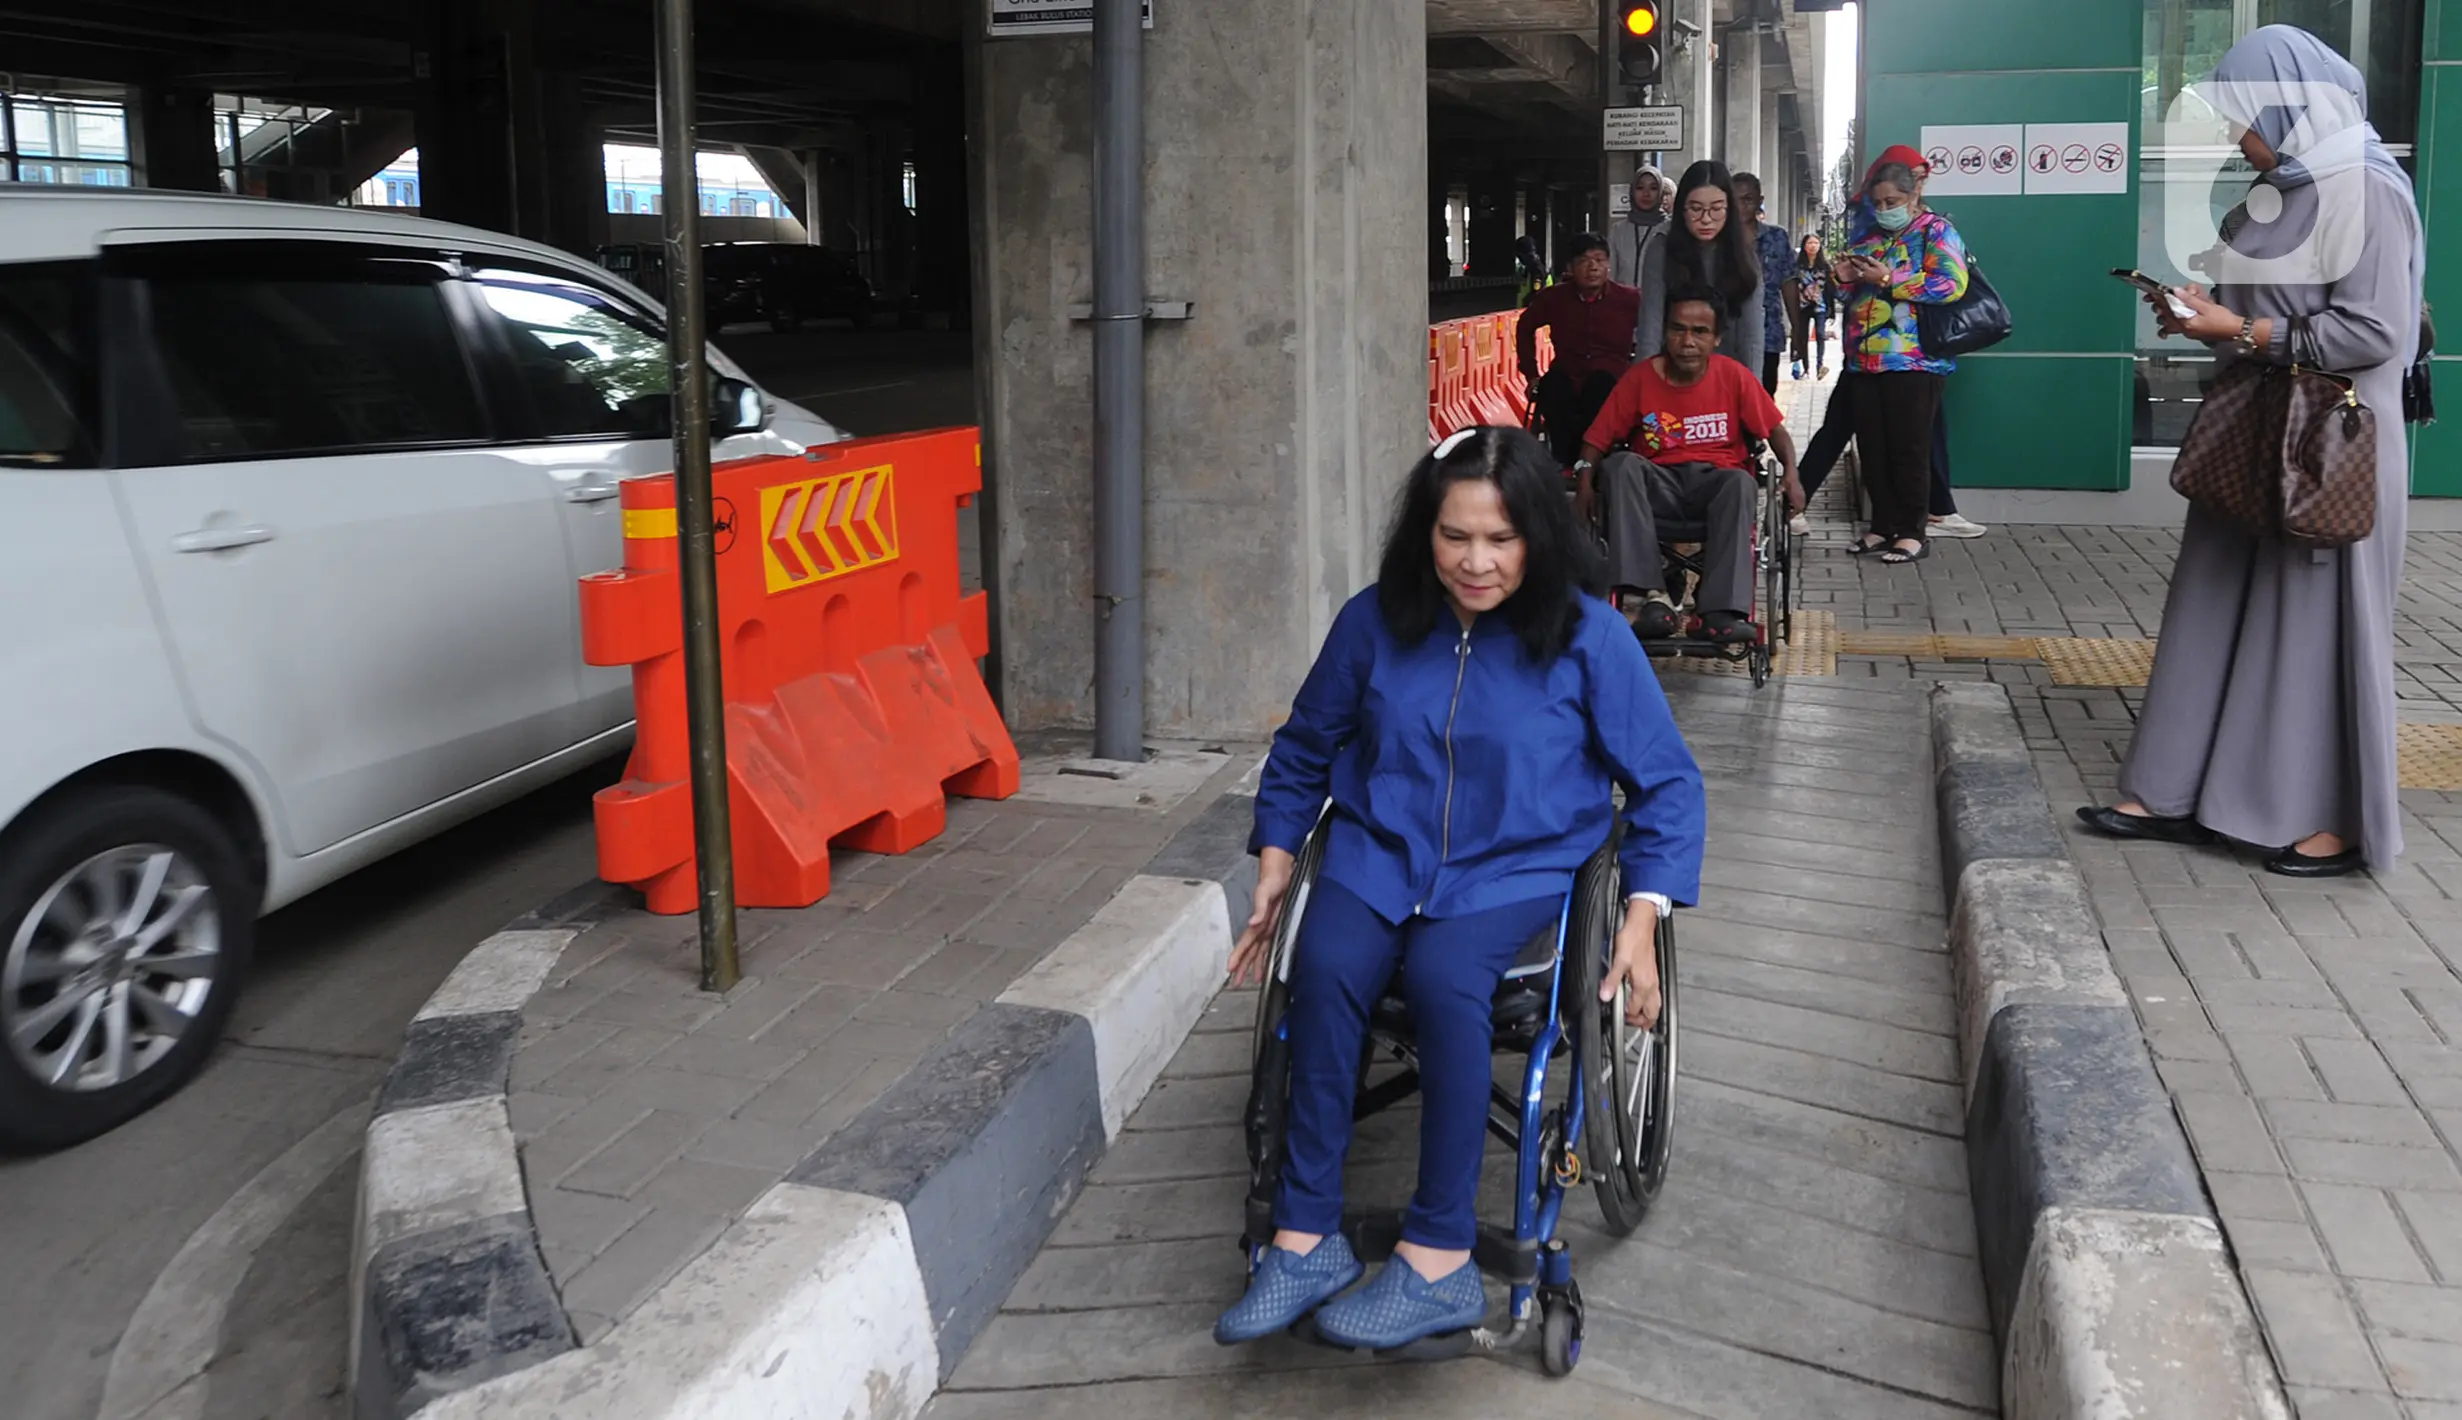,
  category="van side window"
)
[466,269,671,440]
[141,255,486,461]
[0,262,96,467]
